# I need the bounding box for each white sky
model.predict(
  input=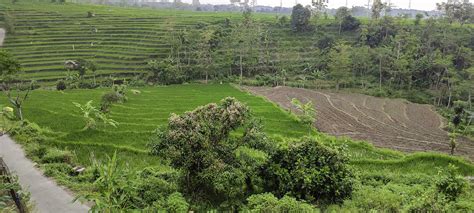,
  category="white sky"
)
[181,0,450,11]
